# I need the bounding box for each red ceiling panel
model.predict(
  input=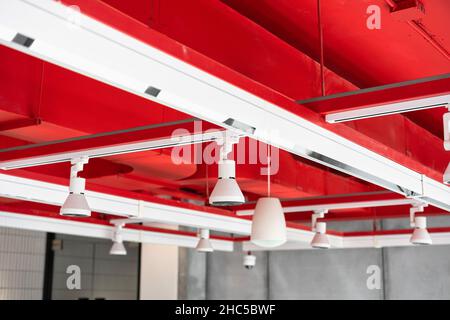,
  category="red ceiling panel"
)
[0,0,449,224]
